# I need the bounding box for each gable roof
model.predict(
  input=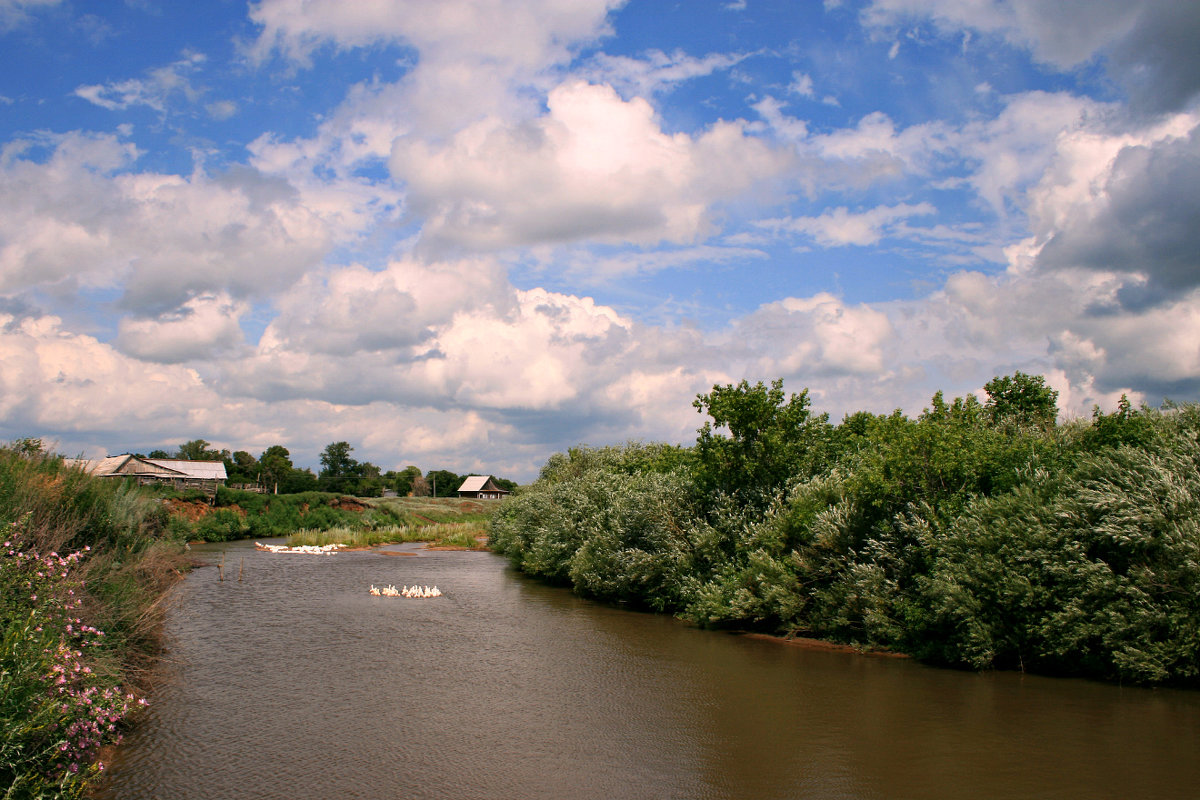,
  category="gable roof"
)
[145,458,227,480]
[457,475,493,493]
[67,455,226,480]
